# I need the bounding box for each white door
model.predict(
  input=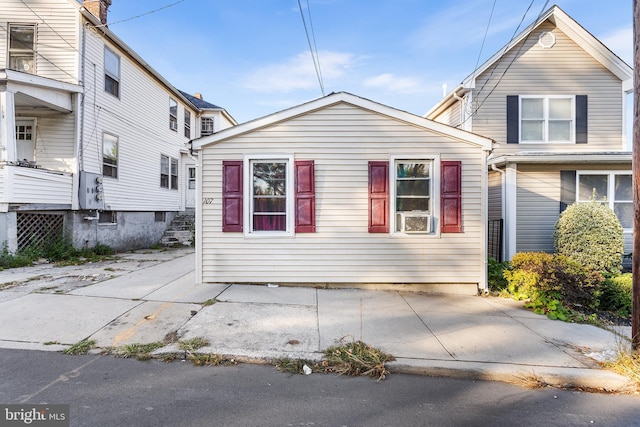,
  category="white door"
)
[15,120,35,162]
[186,166,196,208]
